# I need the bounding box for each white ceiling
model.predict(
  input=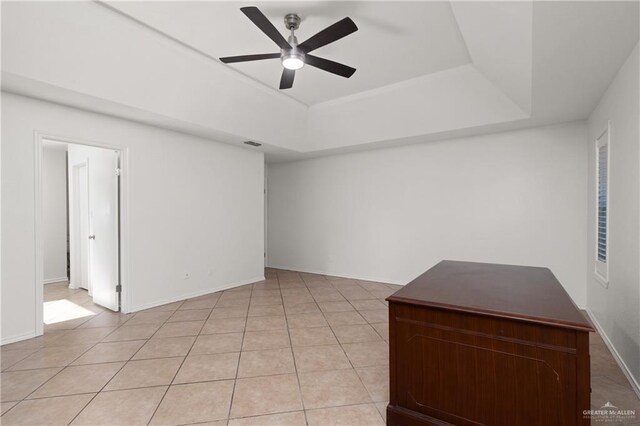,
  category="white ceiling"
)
[2,1,638,162]
[531,1,640,122]
[106,1,471,105]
